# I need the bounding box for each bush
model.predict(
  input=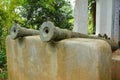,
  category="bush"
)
[0,49,7,79]
[20,0,73,30]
